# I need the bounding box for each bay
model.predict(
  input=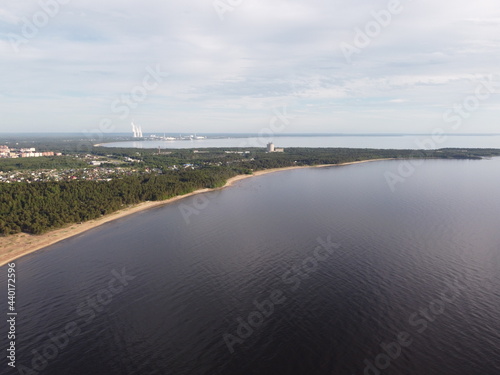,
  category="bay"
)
[1,158,500,374]
[101,134,500,150]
